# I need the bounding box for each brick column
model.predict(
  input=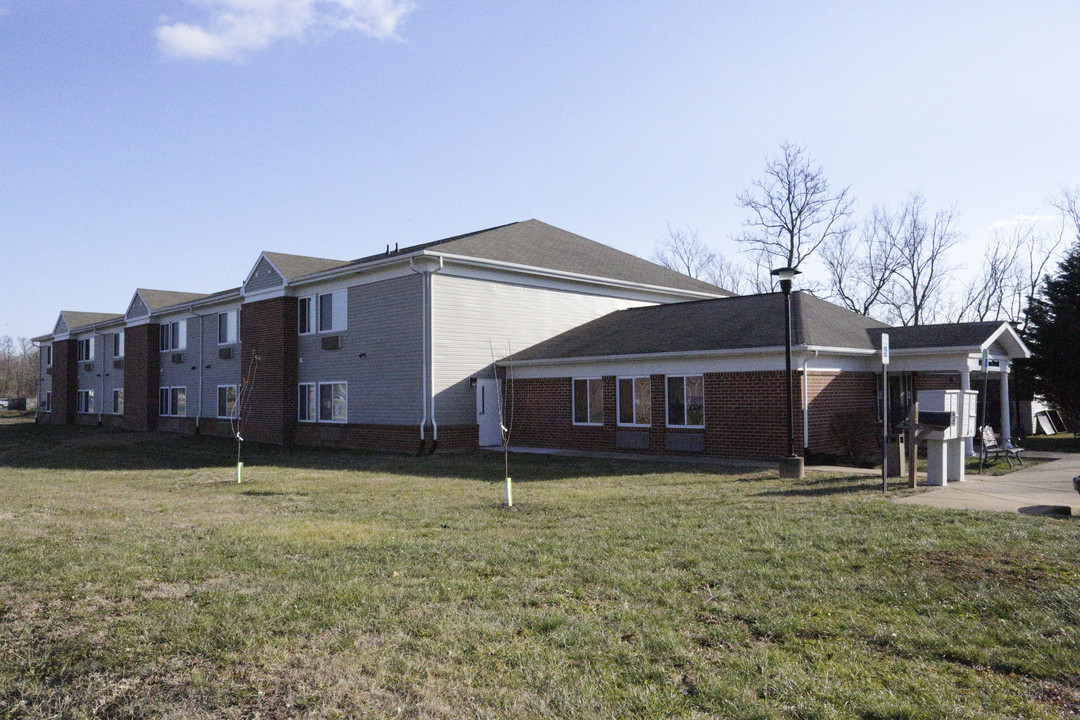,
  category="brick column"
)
[50,339,78,425]
[124,323,160,431]
[240,297,299,445]
[649,374,666,452]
